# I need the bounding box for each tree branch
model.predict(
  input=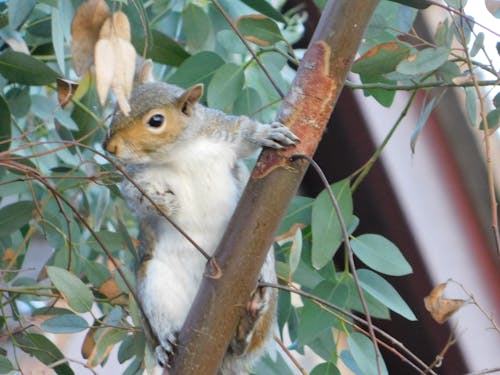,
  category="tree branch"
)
[170,0,381,373]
